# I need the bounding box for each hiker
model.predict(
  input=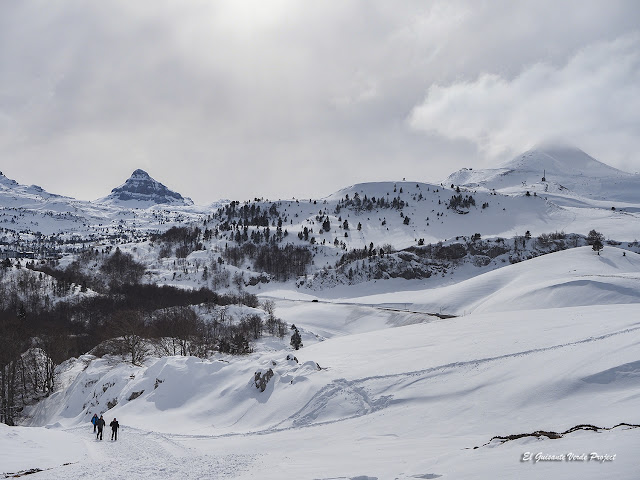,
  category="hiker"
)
[91,414,98,433]
[110,418,120,441]
[96,415,106,440]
